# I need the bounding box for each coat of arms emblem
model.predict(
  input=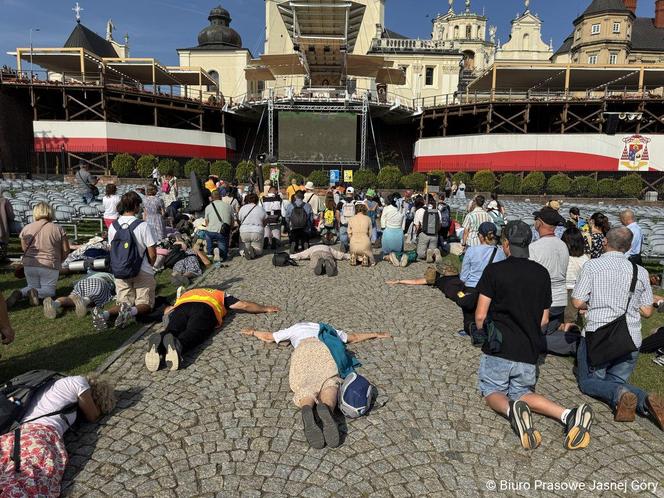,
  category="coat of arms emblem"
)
[619,134,650,171]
